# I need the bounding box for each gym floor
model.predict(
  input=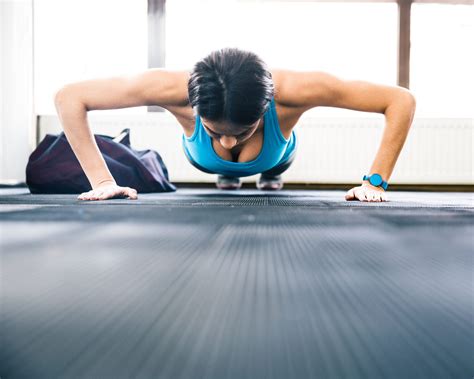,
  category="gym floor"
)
[1,187,473,378]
